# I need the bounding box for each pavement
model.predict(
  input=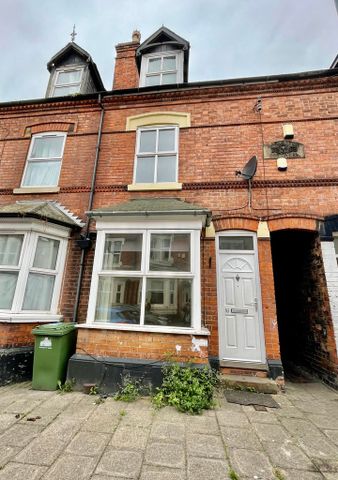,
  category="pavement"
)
[0,381,337,479]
